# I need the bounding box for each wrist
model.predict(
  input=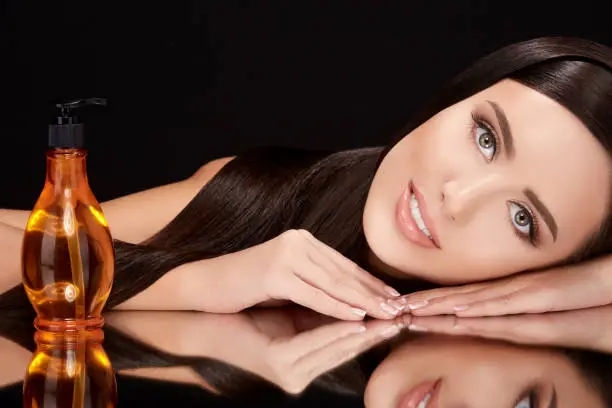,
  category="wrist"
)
[182,251,268,313]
